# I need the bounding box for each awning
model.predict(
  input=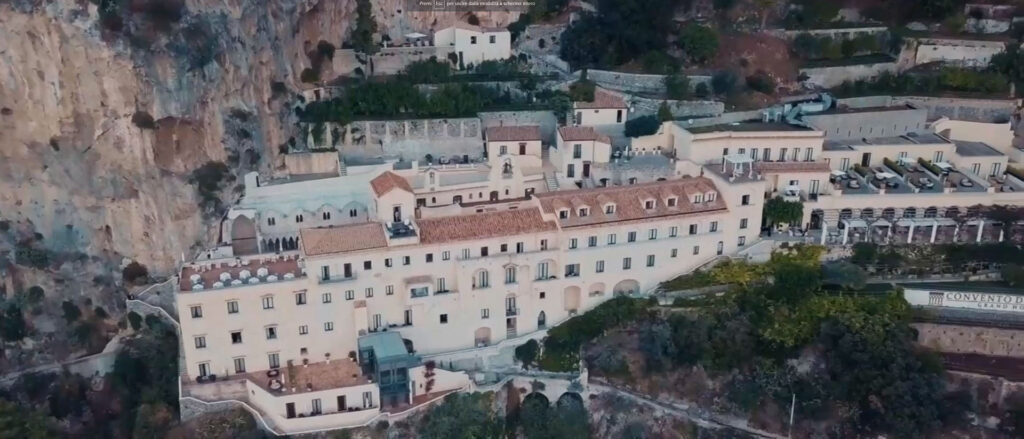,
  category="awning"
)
[830,170,846,177]
[405,32,428,39]
[843,218,867,228]
[935,162,953,170]
[873,218,891,227]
